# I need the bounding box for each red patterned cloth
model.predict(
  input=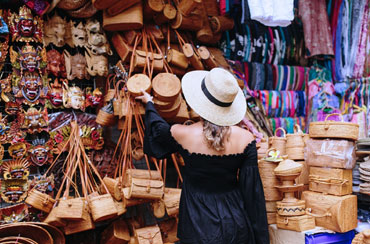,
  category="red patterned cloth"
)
[299,0,334,57]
